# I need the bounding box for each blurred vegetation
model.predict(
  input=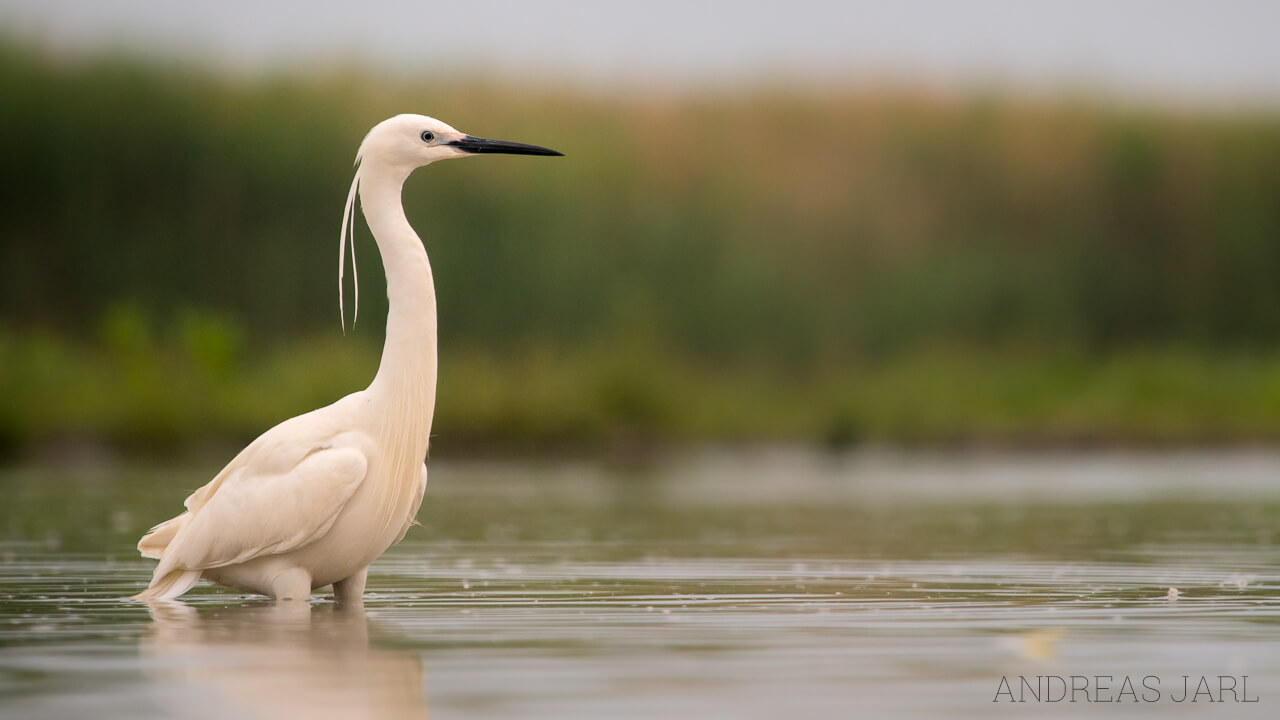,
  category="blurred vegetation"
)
[3,41,1280,458]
